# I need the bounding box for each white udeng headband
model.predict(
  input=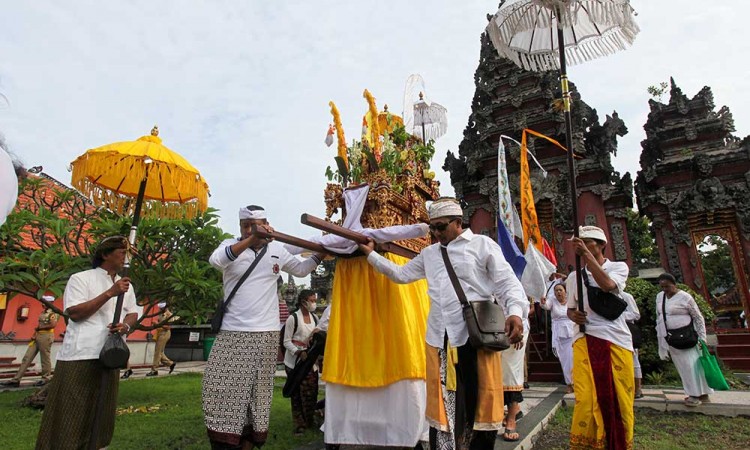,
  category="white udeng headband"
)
[239,207,267,220]
[428,199,463,220]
